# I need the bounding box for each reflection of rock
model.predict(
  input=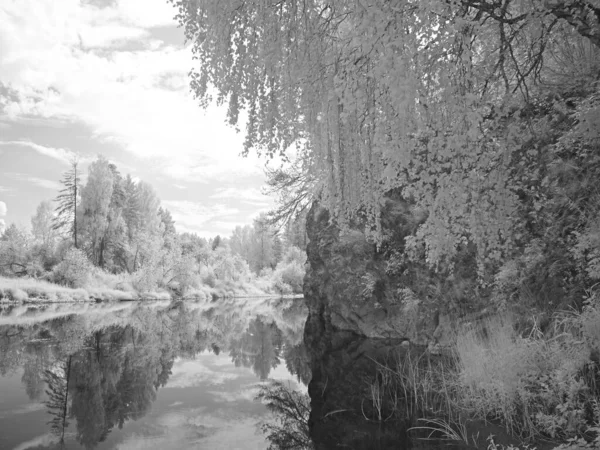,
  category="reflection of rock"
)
[305,322,414,449]
[303,200,466,448]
